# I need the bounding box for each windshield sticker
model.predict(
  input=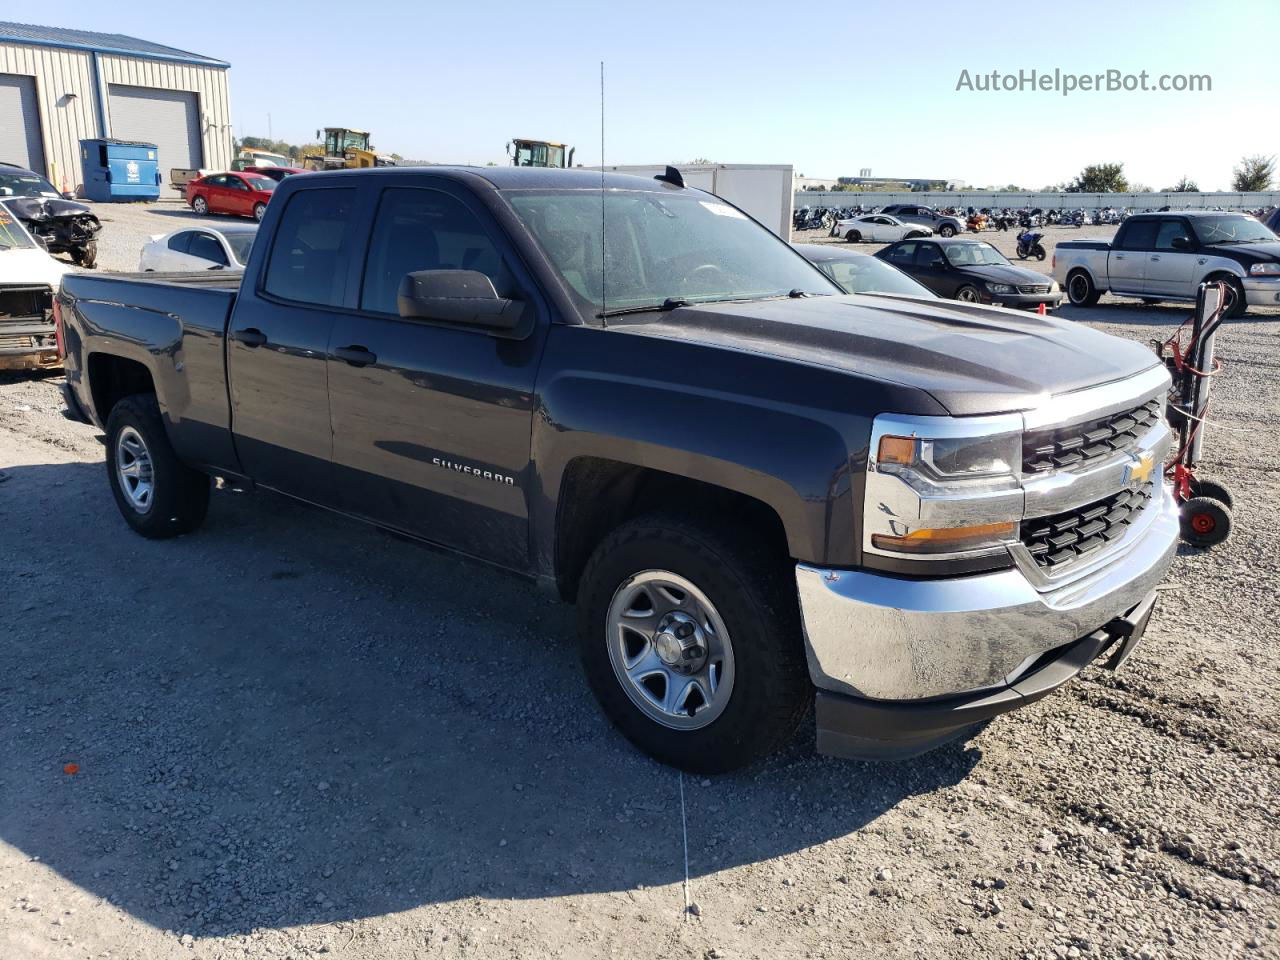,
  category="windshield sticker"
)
[699,201,747,220]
